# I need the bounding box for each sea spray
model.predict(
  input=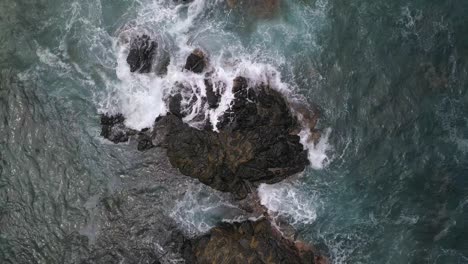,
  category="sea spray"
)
[300,127,333,169]
[258,182,319,226]
[170,184,245,236]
